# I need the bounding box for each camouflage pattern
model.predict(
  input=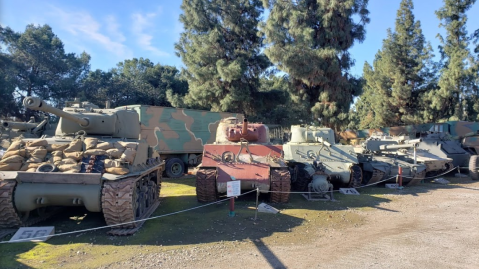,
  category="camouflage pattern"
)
[121,105,244,154]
